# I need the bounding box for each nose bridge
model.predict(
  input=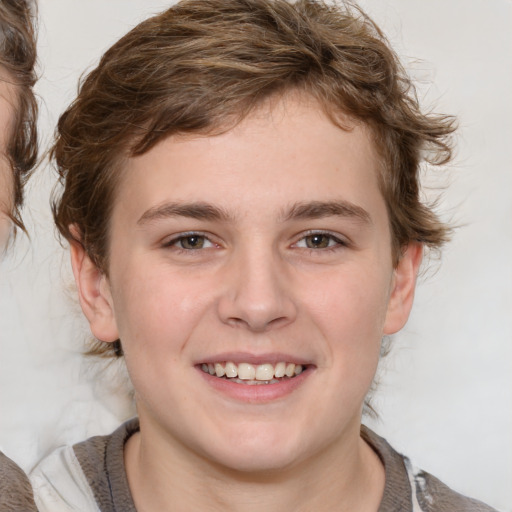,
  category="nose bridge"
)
[218,239,296,331]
